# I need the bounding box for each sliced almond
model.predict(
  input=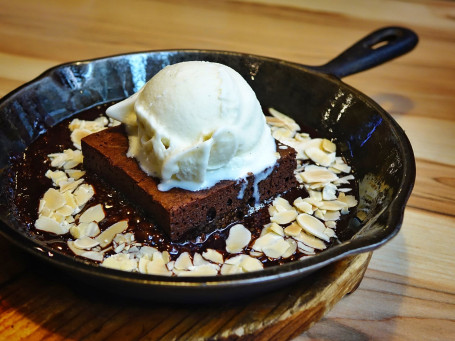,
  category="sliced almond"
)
[94,116,109,126]
[334,174,355,185]
[338,193,358,207]
[42,188,65,211]
[308,182,327,190]
[294,231,327,250]
[65,169,86,180]
[274,203,290,213]
[35,216,70,235]
[263,237,290,259]
[39,207,52,218]
[80,251,104,262]
[48,152,68,168]
[321,210,341,221]
[261,222,284,237]
[322,139,336,153]
[268,205,278,217]
[193,252,211,266]
[166,261,175,271]
[70,128,92,149]
[63,150,83,169]
[284,222,302,237]
[296,213,330,242]
[45,170,68,186]
[225,224,251,254]
[53,212,69,224]
[272,128,294,140]
[70,221,100,239]
[338,188,352,193]
[301,197,320,209]
[297,241,316,255]
[295,132,310,141]
[114,243,126,253]
[332,157,351,173]
[252,232,282,252]
[272,197,293,210]
[102,254,137,271]
[224,255,263,273]
[139,256,171,276]
[308,189,323,202]
[264,222,285,236]
[329,166,341,174]
[174,252,193,270]
[282,239,297,258]
[48,149,83,170]
[68,118,83,131]
[108,118,121,127]
[202,249,224,264]
[56,205,74,217]
[67,240,86,256]
[301,138,322,152]
[249,250,263,257]
[325,221,337,229]
[73,184,95,207]
[127,246,139,254]
[325,228,336,238]
[63,191,78,210]
[177,264,219,277]
[239,255,263,272]
[138,246,159,260]
[224,254,244,266]
[38,199,46,214]
[270,209,298,225]
[220,263,243,275]
[314,209,325,221]
[269,108,300,132]
[59,178,84,193]
[113,232,135,246]
[293,197,314,214]
[317,200,347,211]
[163,251,172,264]
[341,207,350,215]
[79,204,105,223]
[322,183,338,201]
[300,169,338,184]
[74,236,99,250]
[95,220,128,248]
[305,147,336,167]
